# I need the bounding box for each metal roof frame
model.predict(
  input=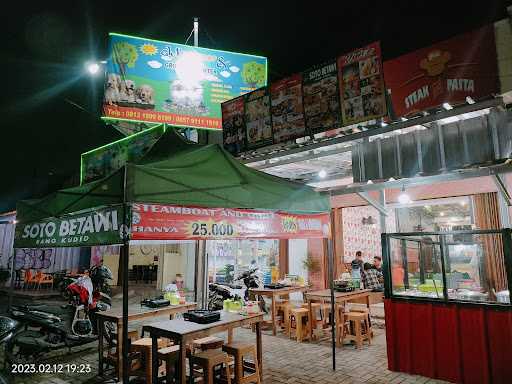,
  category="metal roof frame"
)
[241,97,503,166]
[324,162,512,196]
